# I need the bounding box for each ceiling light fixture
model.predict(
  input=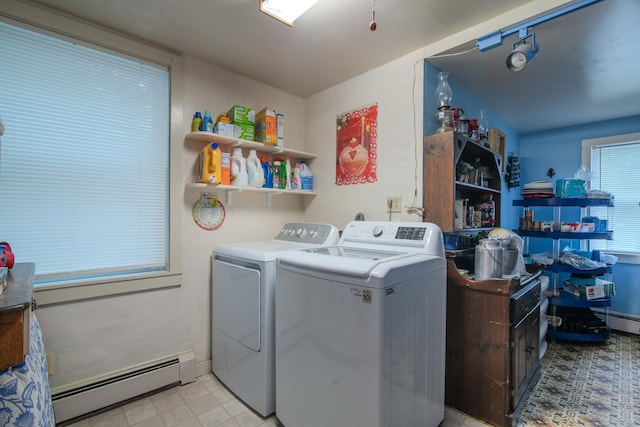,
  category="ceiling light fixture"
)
[259,0,319,26]
[476,0,601,71]
[506,30,538,72]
